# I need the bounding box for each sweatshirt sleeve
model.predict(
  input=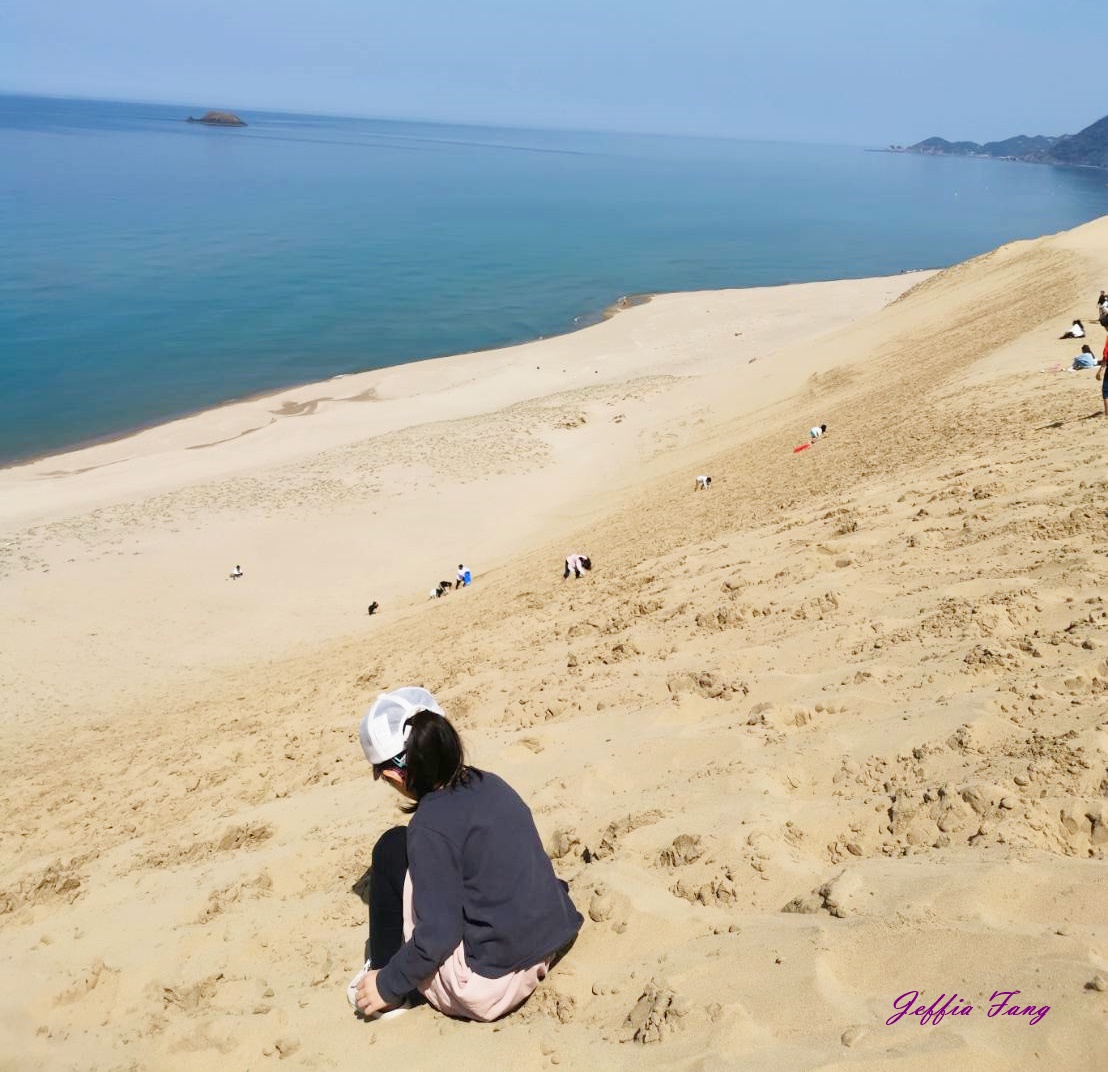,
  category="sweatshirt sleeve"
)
[374,824,464,1005]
